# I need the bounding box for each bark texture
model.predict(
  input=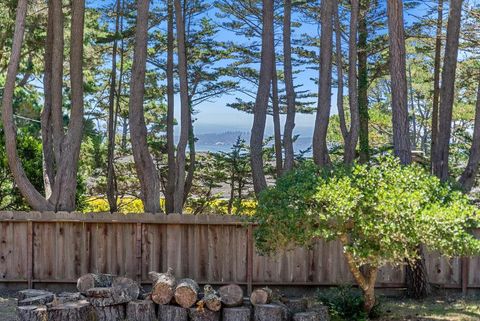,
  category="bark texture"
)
[253,304,286,321]
[222,306,252,321]
[126,300,156,321]
[149,268,176,305]
[17,306,48,321]
[157,304,188,321]
[387,0,412,165]
[189,308,221,321]
[47,300,95,321]
[77,273,114,294]
[92,305,126,321]
[128,0,161,213]
[358,0,370,163]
